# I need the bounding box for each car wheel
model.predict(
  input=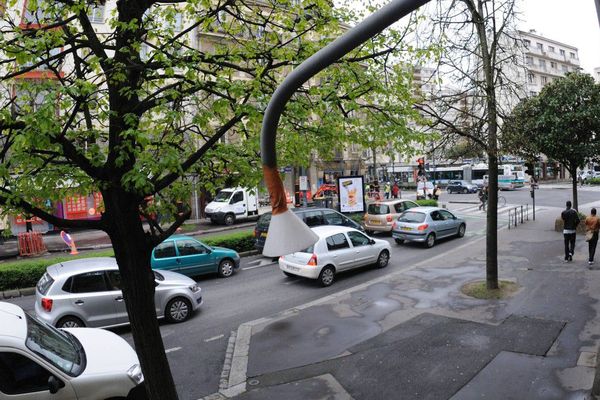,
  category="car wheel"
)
[394,238,404,245]
[447,189,453,194]
[165,297,192,323]
[318,266,335,287]
[57,316,85,328]
[224,214,235,226]
[457,224,466,238]
[218,258,235,278]
[376,250,390,268]
[425,233,436,248]
[283,271,295,278]
[462,188,468,194]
